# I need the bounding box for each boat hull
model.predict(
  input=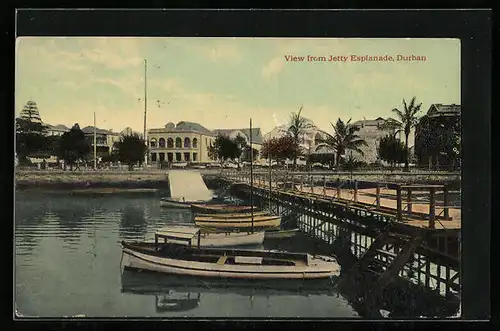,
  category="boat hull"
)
[194,211,269,218]
[121,244,340,280]
[195,216,281,229]
[169,231,265,248]
[160,199,192,208]
[191,204,258,214]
